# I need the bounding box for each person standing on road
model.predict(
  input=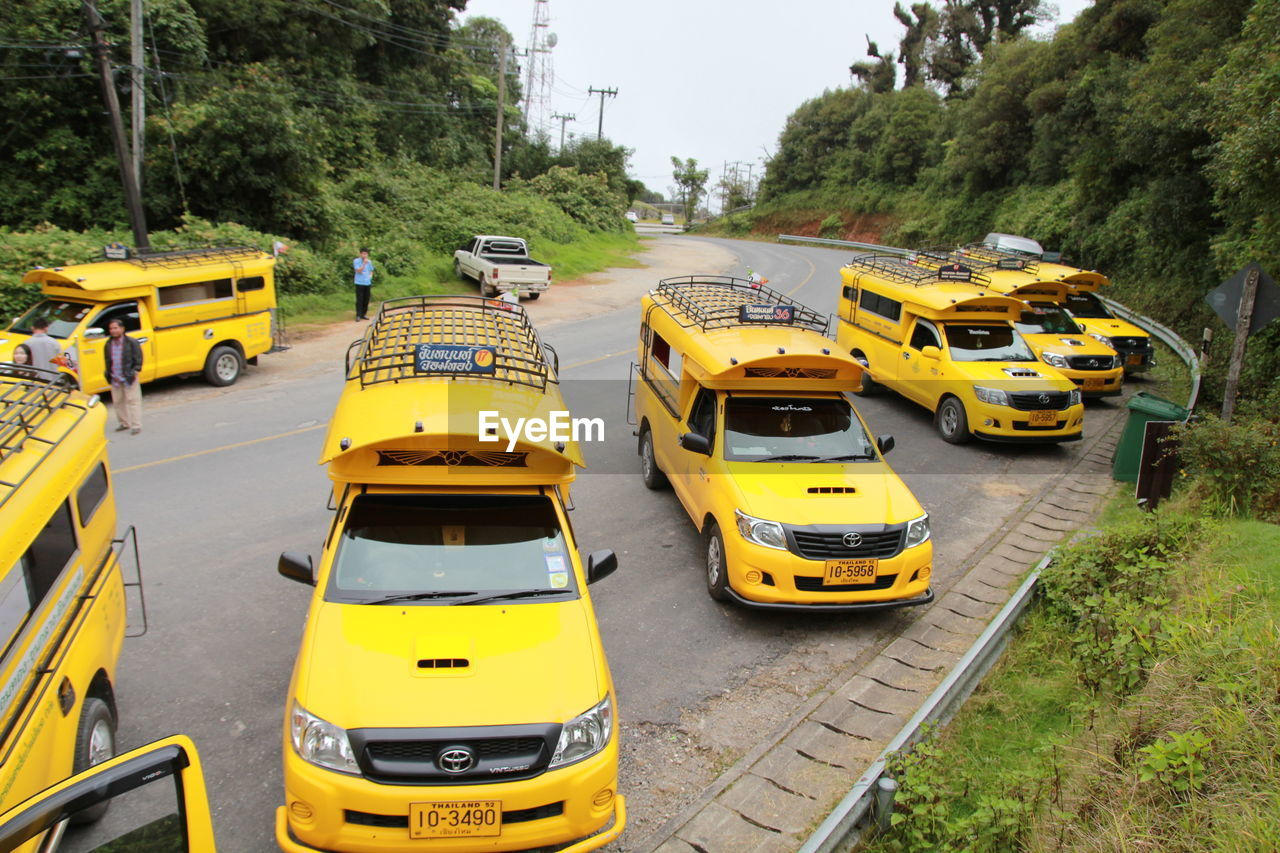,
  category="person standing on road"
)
[103,318,143,434]
[353,248,374,321]
[26,318,61,368]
